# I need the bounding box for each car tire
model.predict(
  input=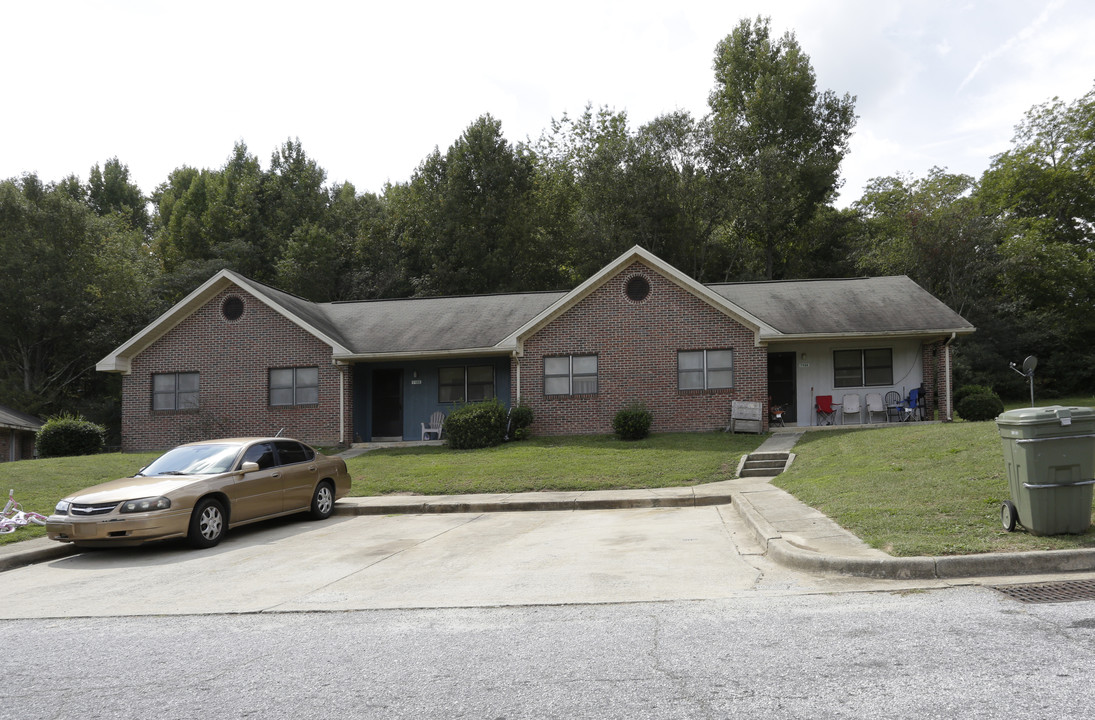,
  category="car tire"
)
[309,481,335,520]
[188,498,227,548]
